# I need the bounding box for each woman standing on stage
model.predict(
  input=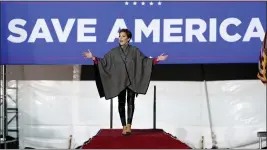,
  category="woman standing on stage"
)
[83,29,168,135]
